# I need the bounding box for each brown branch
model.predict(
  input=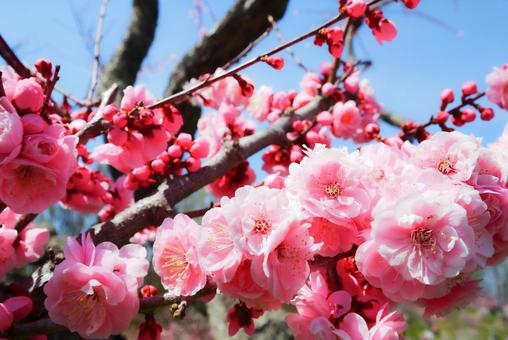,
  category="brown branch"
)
[164,0,290,135]
[87,0,110,102]
[97,0,158,98]
[91,95,331,246]
[0,34,31,78]
[76,84,118,145]
[14,213,37,232]
[4,285,217,338]
[380,111,409,128]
